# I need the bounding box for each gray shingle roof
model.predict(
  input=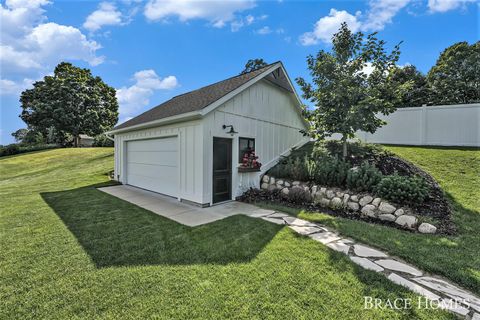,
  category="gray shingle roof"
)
[114,62,285,130]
